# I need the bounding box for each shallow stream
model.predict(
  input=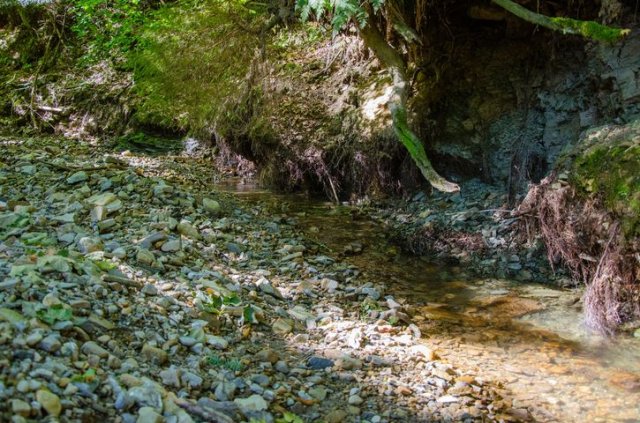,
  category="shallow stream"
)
[216,178,640,422]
